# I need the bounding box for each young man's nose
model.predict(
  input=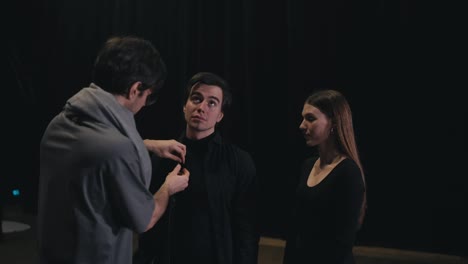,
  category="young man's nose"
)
[197,101,209,111]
